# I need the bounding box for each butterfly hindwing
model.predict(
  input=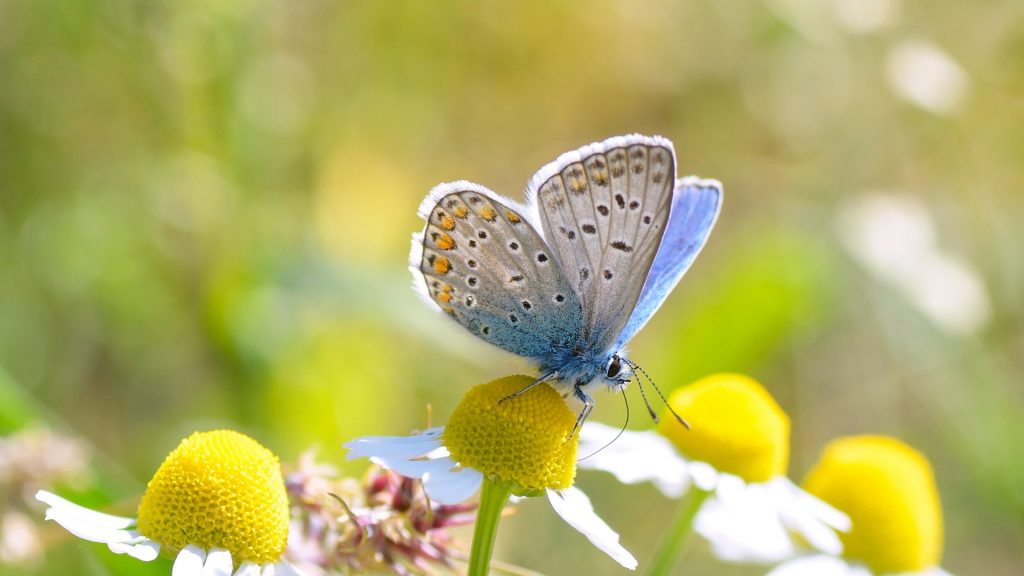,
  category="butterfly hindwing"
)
[412,182,584,358]
[526,135,676,349]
